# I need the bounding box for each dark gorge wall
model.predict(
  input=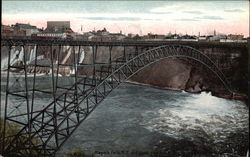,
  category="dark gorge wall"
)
[130,58,227,94]
[89,43,248,100]
[1,43,248,100]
